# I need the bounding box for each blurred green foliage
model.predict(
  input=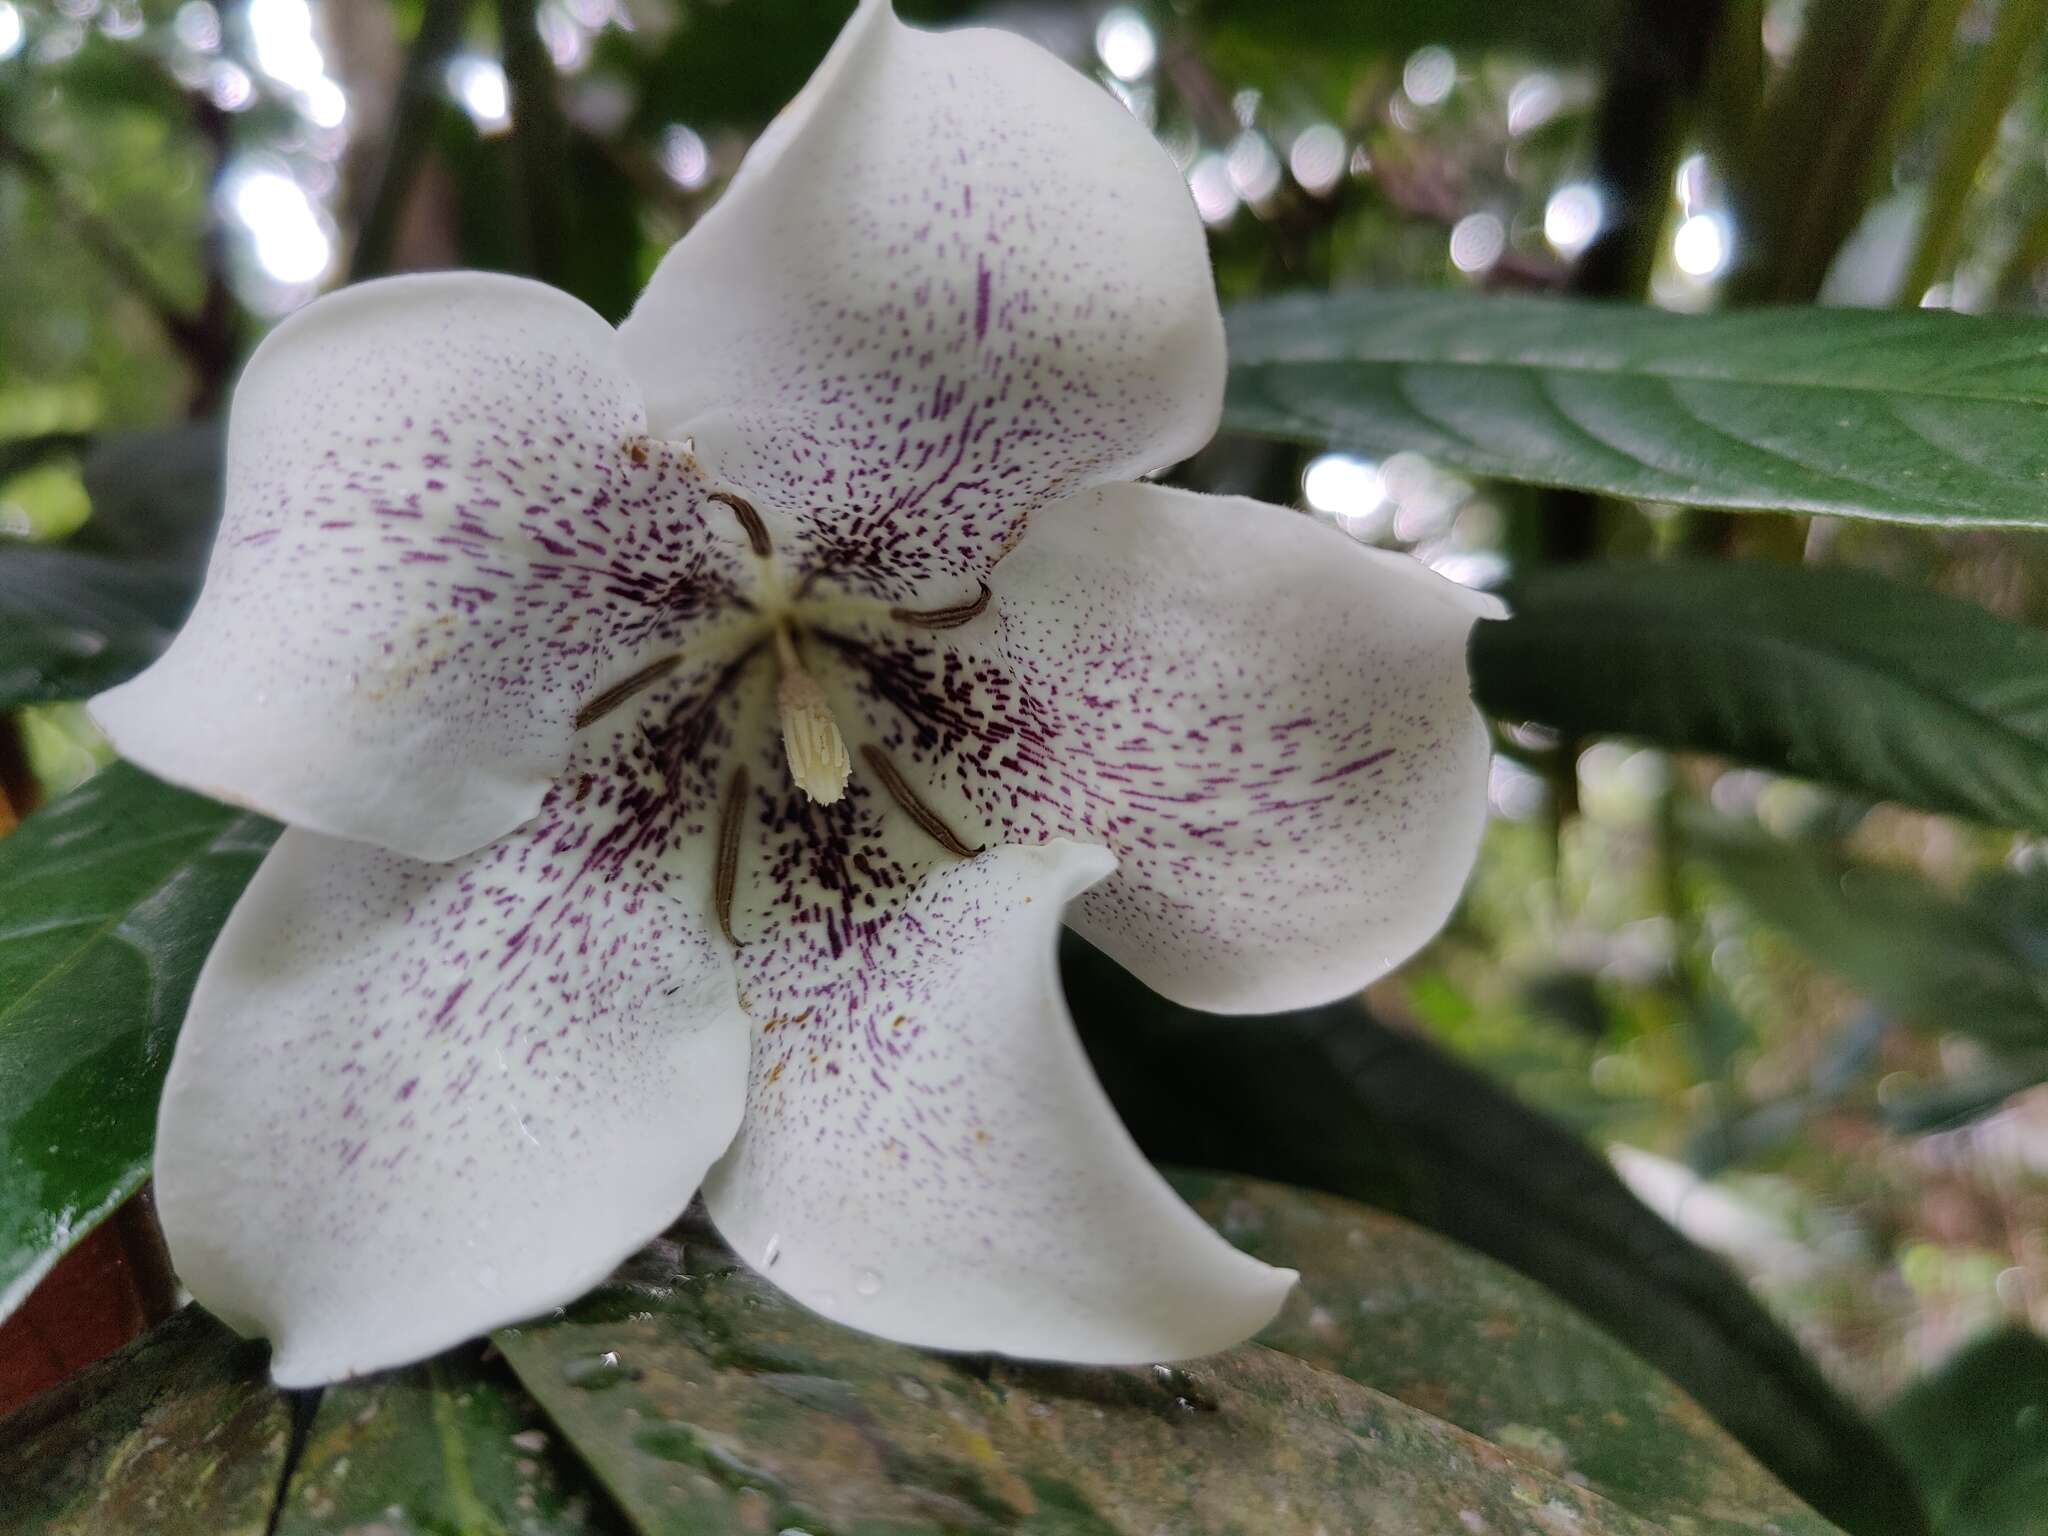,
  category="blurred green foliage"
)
[6,0,2048,1532]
